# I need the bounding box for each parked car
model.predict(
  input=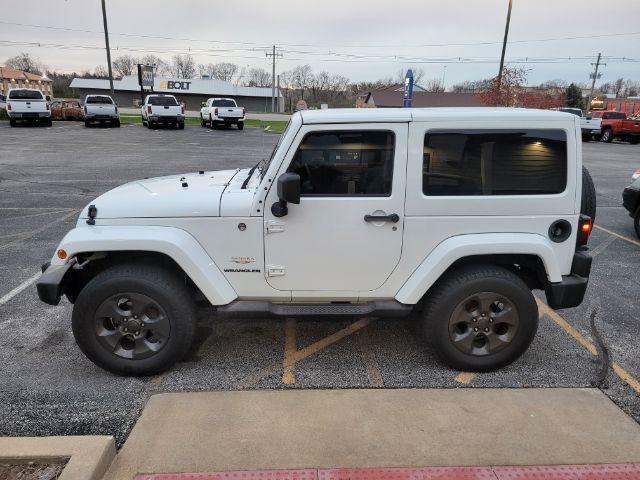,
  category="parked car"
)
[200,98,245,129]
[50,99,84,121]
[6,88,52,127]
[622,174,640,238]
[83,95,120,127]
[37,108,595,376]
[141,94,184,129]
[591,110,640,144]
[557,108,601,142]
